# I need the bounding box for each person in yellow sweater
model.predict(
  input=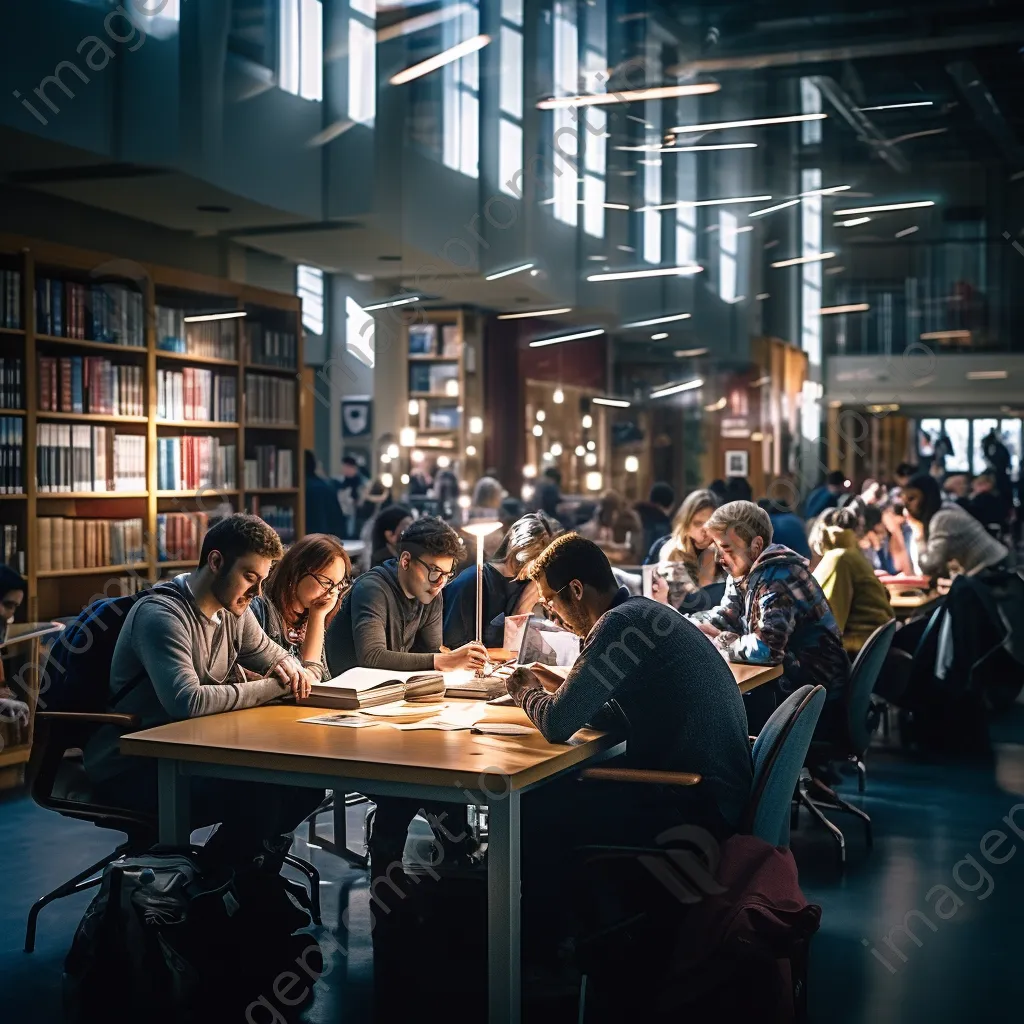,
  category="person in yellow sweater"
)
[810,507,894,656]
